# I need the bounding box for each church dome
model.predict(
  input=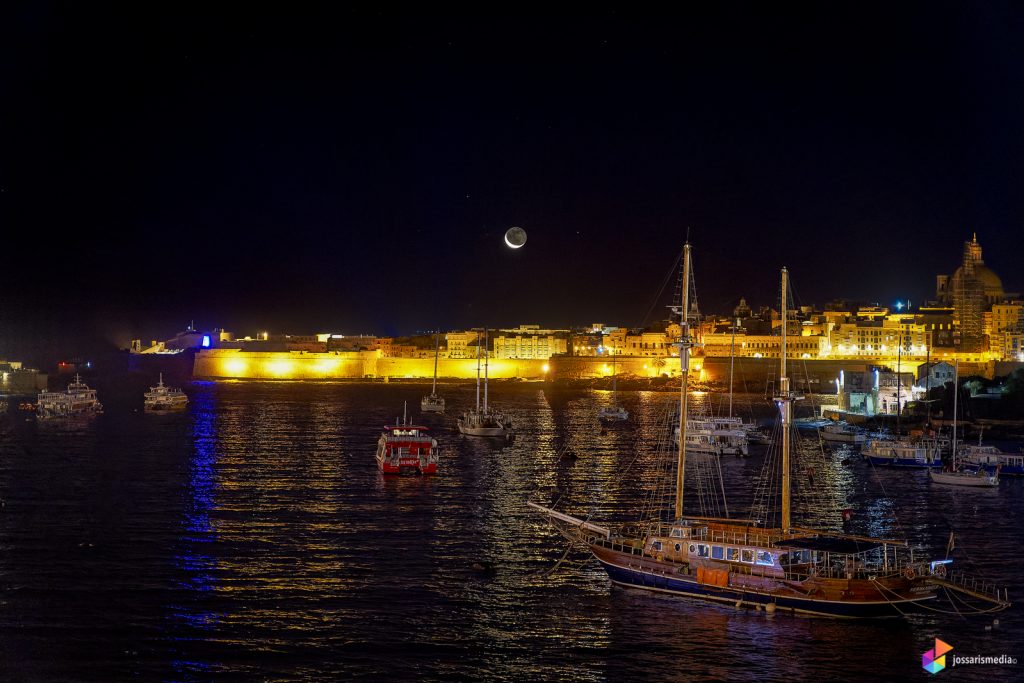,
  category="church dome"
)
[950,264,1005,298]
